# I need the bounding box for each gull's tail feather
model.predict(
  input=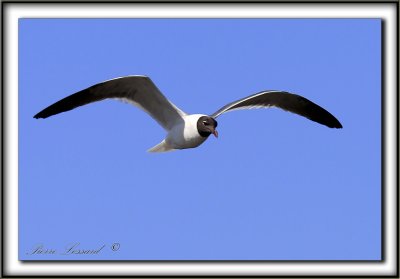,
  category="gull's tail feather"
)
[147,140,176,153]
